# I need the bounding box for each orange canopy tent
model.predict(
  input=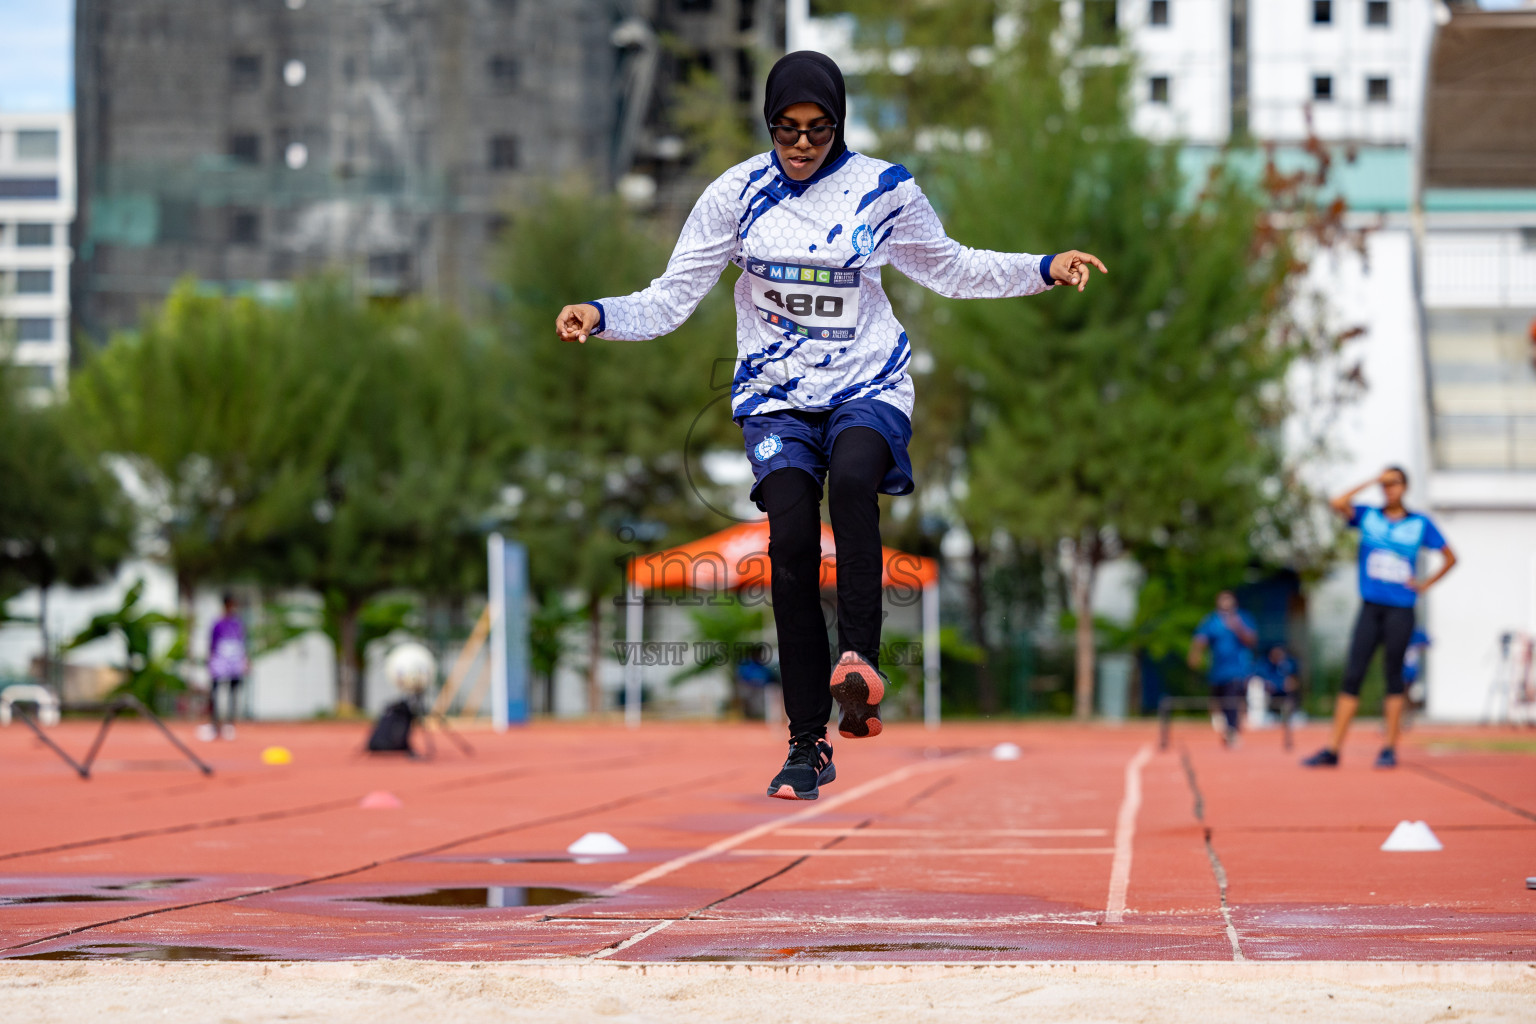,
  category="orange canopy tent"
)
[625,521,937,593]
[620,521,941,728]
